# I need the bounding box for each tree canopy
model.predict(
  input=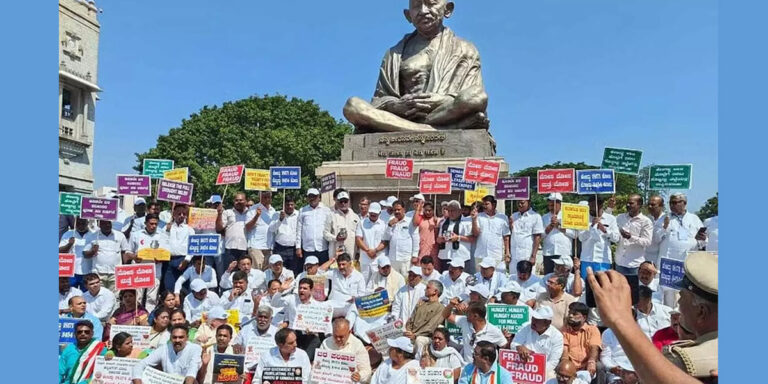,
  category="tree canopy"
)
[697,193,718,220]
[134,95,353,207]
